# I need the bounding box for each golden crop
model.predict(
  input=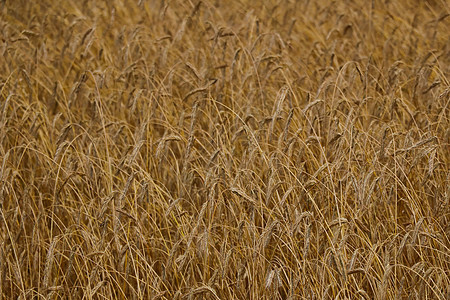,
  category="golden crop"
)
[0,0,448,298]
